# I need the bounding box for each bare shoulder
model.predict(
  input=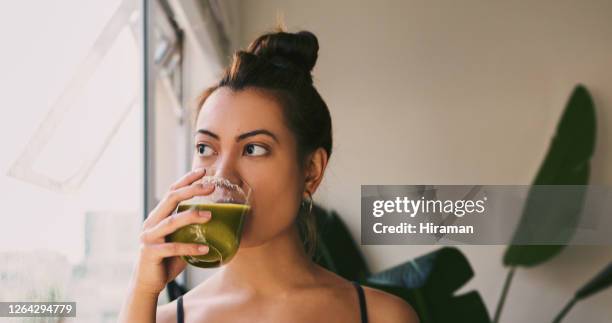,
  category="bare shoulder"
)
[156,299,177,323]
[362,286,420,323]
